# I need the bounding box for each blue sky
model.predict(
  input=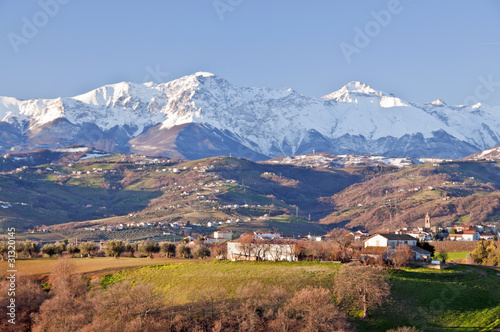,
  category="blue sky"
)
[1,0,500,105]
